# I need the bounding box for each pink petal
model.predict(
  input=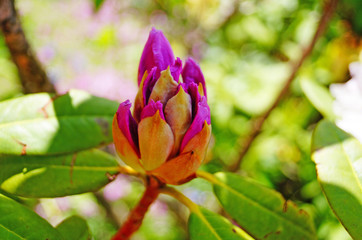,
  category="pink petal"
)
[170,57,182,82]
[116,100,139,153]
[180,96,210,151]
[141,100,165,120]
[182,57,207,98]
[138,28,175,85]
